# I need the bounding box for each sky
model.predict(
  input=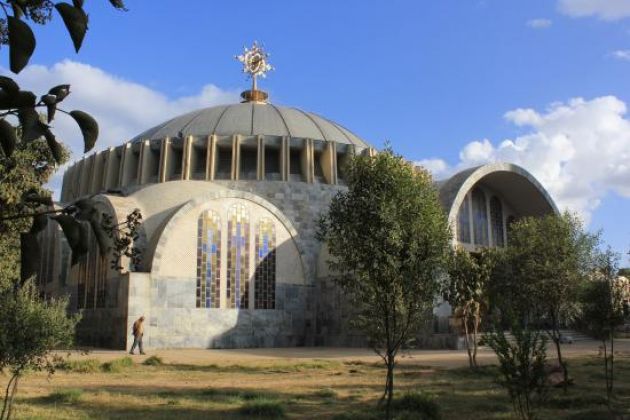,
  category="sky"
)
[2,0,630,263]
